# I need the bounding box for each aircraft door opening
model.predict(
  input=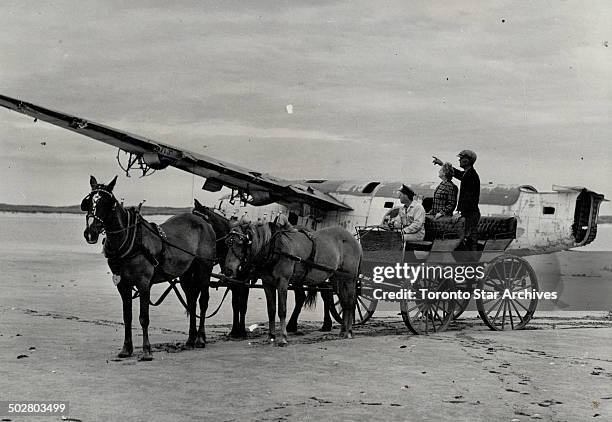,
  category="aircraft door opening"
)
[572,189,605,246]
